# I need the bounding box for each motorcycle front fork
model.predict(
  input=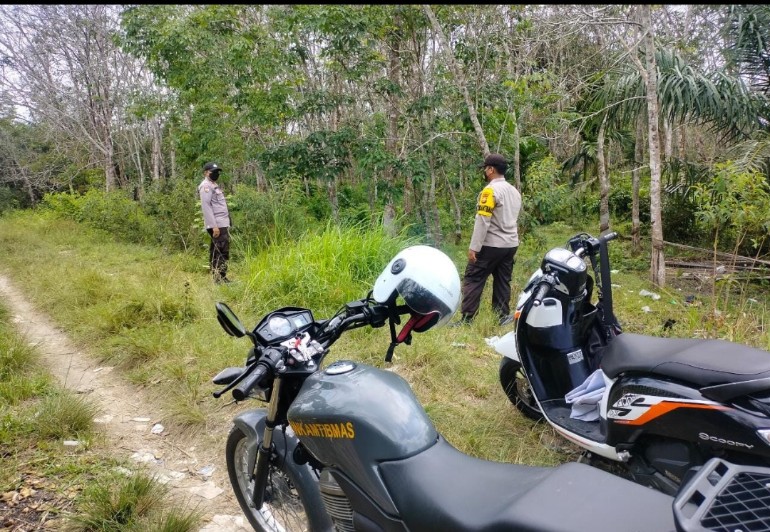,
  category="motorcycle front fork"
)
[251,377,284,509]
